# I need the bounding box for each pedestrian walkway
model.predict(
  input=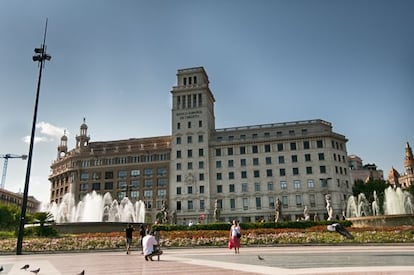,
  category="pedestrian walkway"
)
[1,245,414,275]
